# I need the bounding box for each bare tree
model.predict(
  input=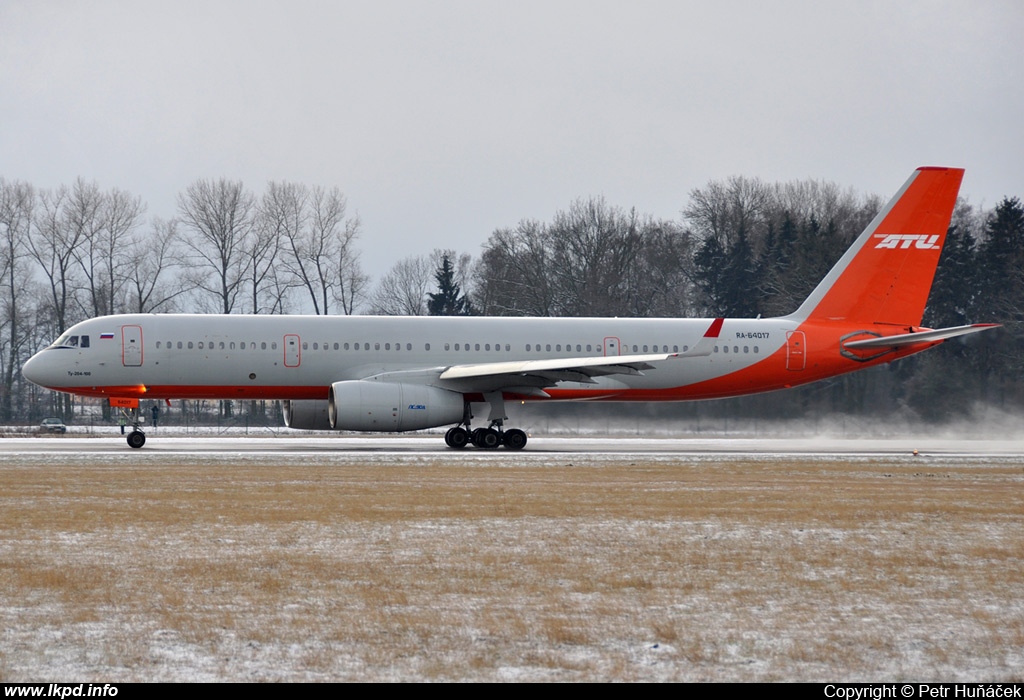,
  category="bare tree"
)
[0,179,34,420]
[267,182,367,315]
[329,194,368,316]
[28,185,83,333]
[99,188,146,314]
[370,255,435,315]
[242,207,282,314]
[177,178,256,314]
[474,199,691,317]
[473,220,556,316]
[684,175,772,247]
[123,217,186,313]
[260,181,308,310]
